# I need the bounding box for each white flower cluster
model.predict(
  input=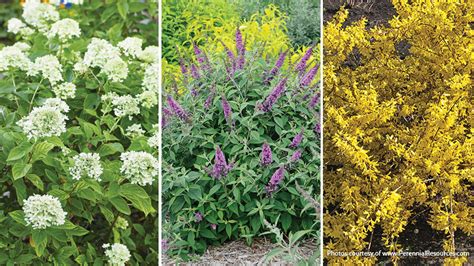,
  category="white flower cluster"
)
[13,42,31,52]
[142,62,159,92]
[31,55,63,85]
[53,82,76,99]
[17,98,68,139]
[103,243,131,266]
[147,124,159,149]
[0,46,31,72]
[23,194,66,230]
[83,38,128,82]
[48,18,81,41]
[22,2,59,33]
[118,37,143,58]
[7,18,34,36]
[138,46,159,63]
[120,151,158,186]
[70,153,103,181]
[103,92,140,119]
[125,124,145,138]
